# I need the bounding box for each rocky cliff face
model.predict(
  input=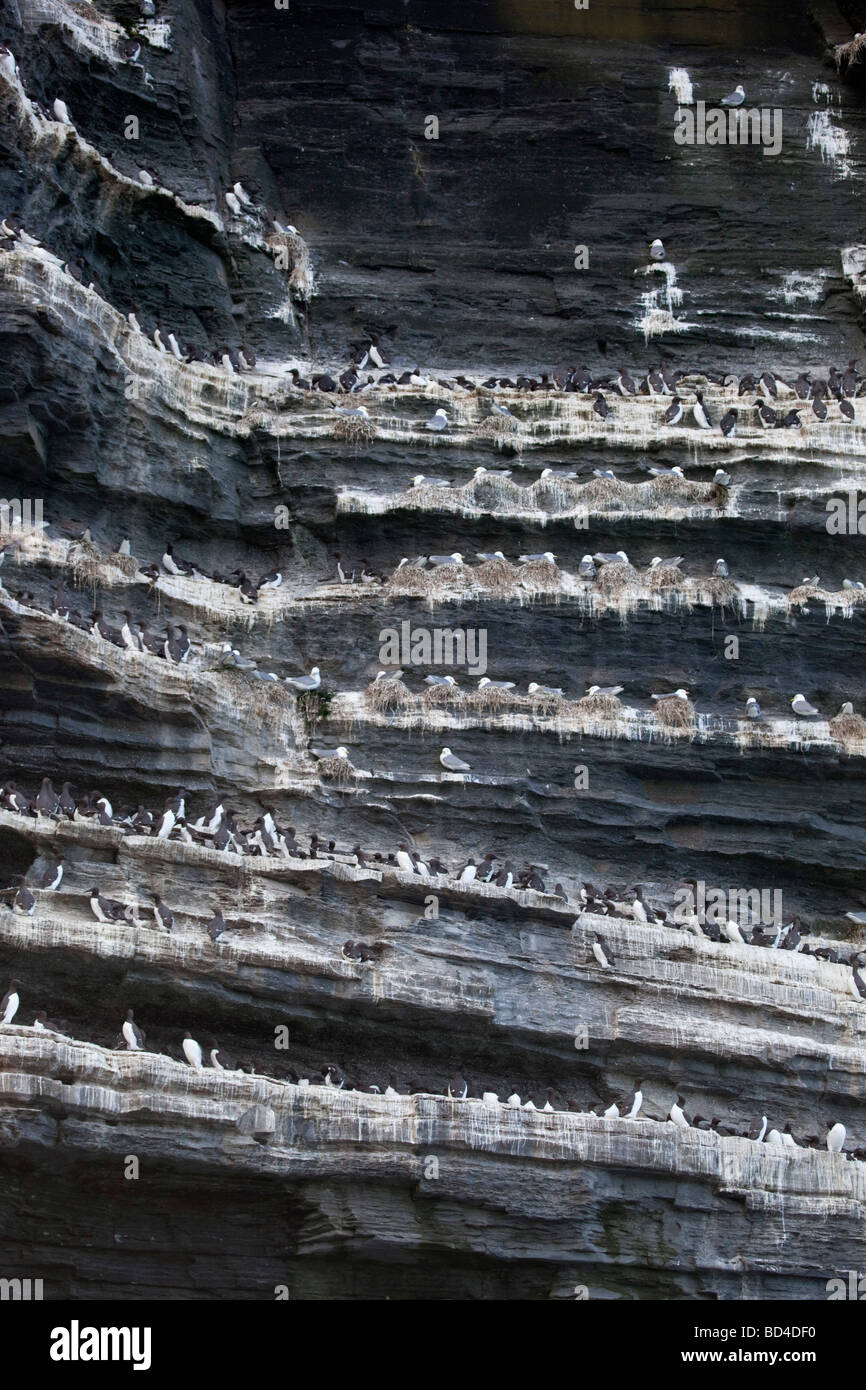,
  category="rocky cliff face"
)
[0,0,865,1301]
